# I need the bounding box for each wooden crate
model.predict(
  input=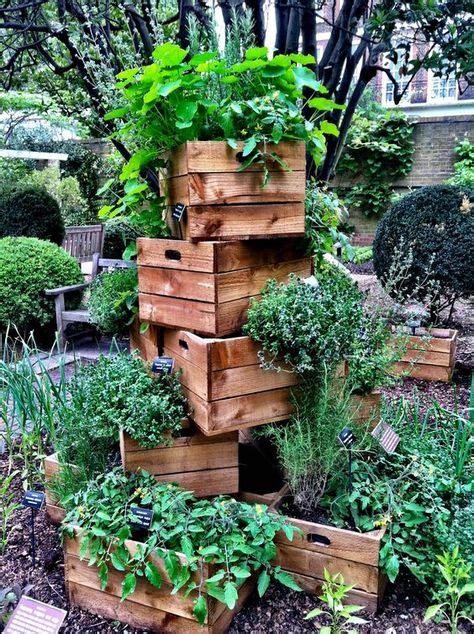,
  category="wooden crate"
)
[163,330,347,436]
[65,530,255,633]
[391,328,457,382]
[349,391,382,427]
[120,427,239,497]
[129,318,160,362]
[161,140,306,241]
[44,453,68,524]
[138,238,312,337]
